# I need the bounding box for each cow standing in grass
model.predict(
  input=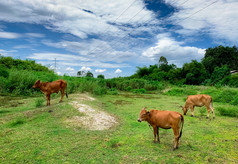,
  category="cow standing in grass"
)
[33,80,68,106]
[138,107,184,150]
[181,94,215,119]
